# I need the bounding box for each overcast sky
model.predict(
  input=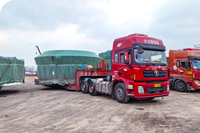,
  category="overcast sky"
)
[0,0,200,66]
